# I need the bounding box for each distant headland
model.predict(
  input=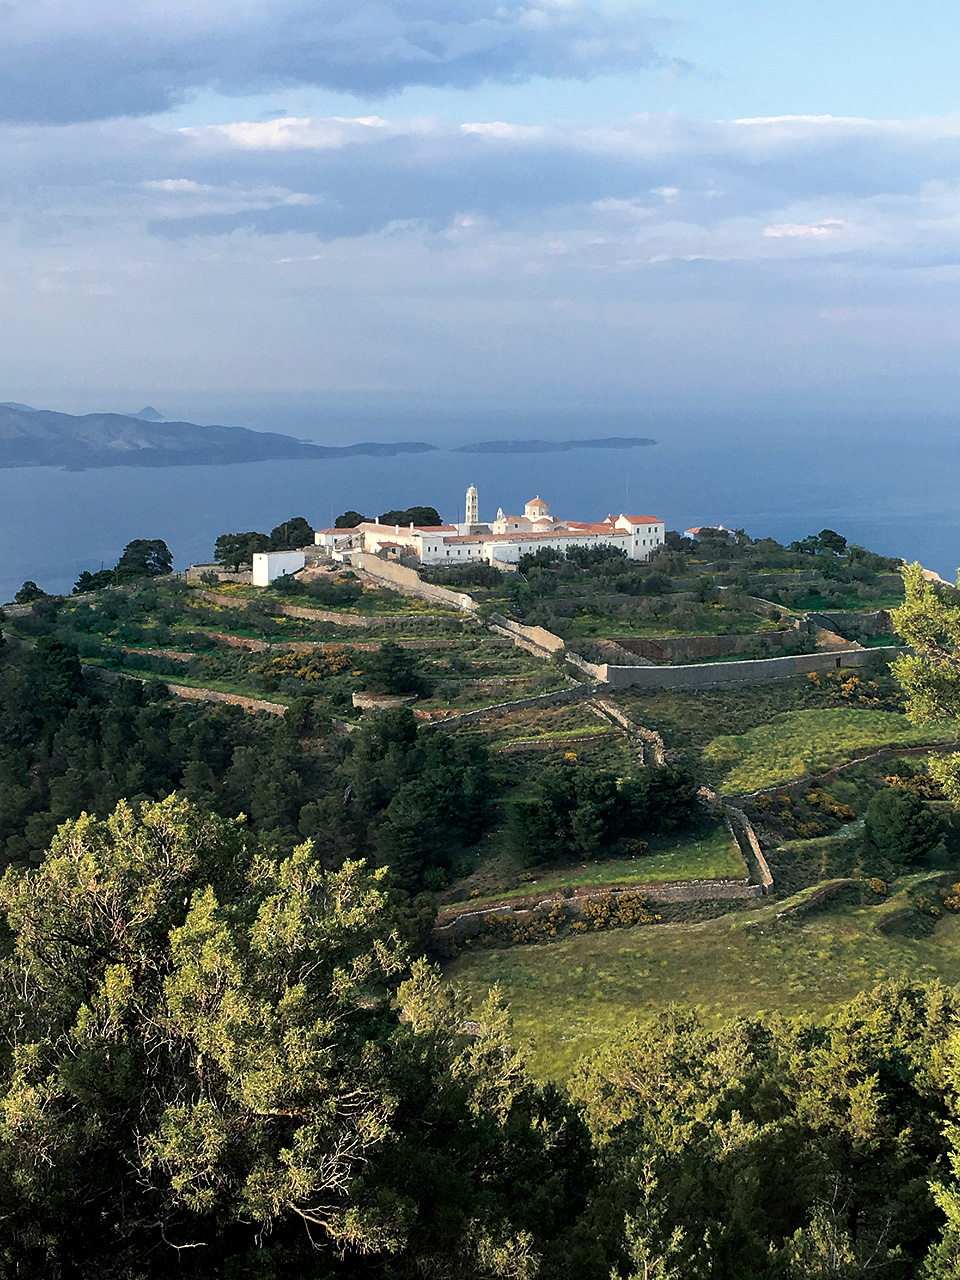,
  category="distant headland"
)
[0,402,657,470]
